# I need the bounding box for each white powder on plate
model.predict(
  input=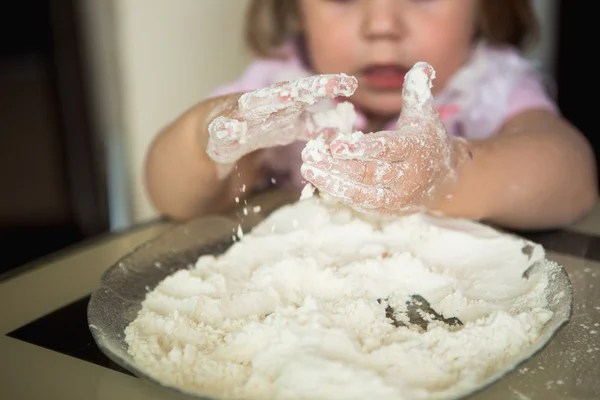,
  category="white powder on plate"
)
[125,195,555,400]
